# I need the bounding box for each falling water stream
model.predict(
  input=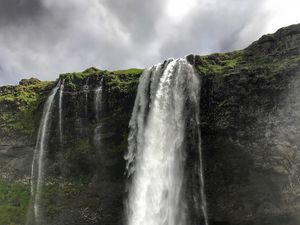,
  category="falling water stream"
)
[84,77,90,118]
[126,59,208,225]
[59,79,65,146]
[94,78,103,147]
[94,77,103,122]
[29,80,61,224]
